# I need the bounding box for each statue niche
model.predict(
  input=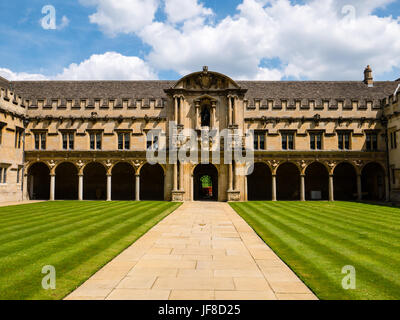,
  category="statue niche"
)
[201,105,211,127]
